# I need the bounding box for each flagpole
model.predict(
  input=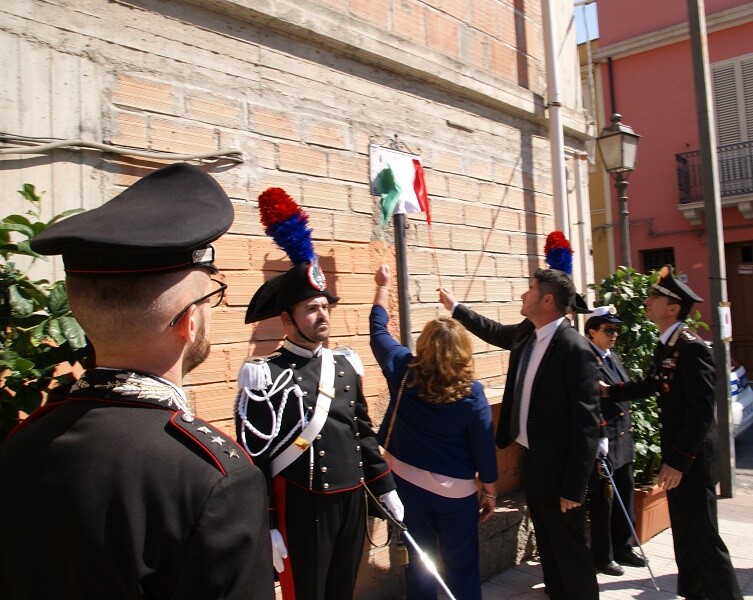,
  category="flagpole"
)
[393,212,413,349]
